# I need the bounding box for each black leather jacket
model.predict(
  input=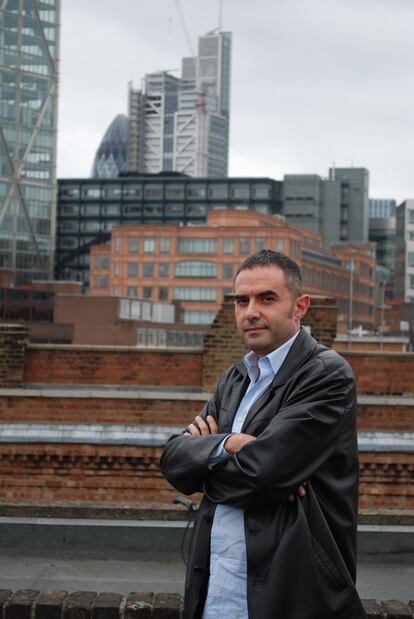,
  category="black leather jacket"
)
[161,329,367,619]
